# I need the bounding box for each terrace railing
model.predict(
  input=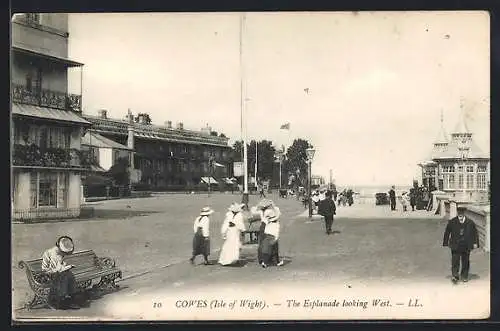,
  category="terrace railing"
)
[12,144,91,169]
[12,83,82,113]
